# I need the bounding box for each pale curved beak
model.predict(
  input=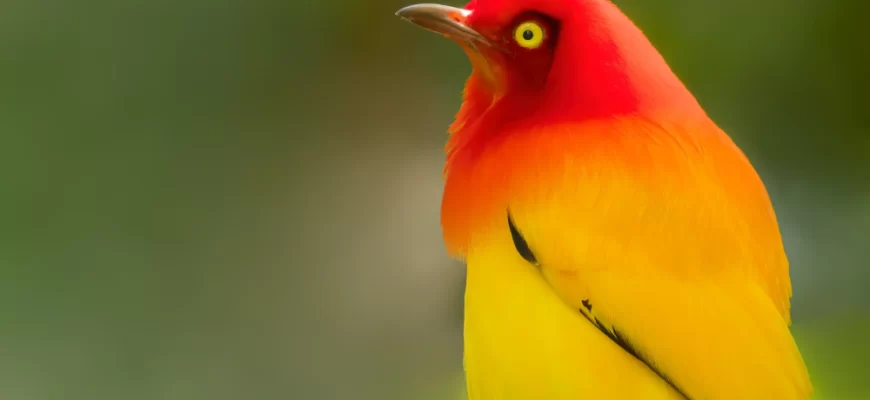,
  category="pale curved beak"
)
[395,4,492,47]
